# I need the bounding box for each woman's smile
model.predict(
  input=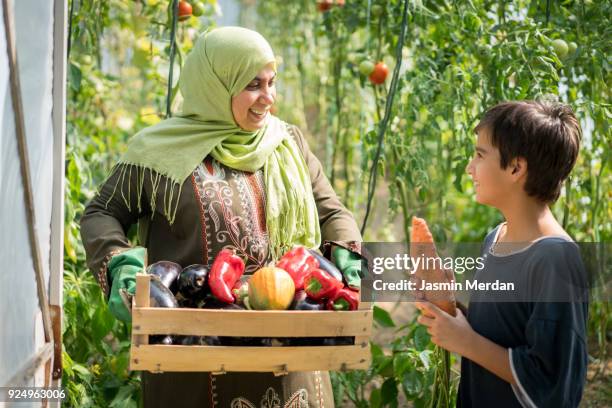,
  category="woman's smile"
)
[232,65,277,131]
[249,106,270,119]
